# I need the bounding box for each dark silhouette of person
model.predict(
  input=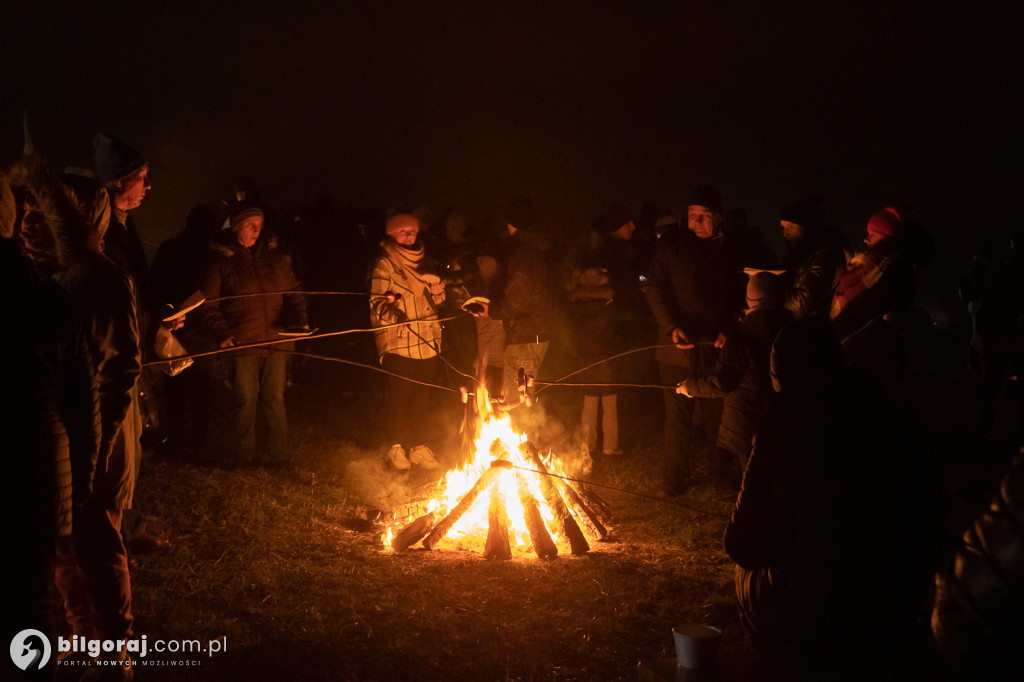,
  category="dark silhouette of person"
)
[932,453,1024,680]
[973,230,1024,447]
[726,317,943,679]
[777,197,845,320]
[149,204,219,457]
[645,186,747,494]
[677,271,792,488]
